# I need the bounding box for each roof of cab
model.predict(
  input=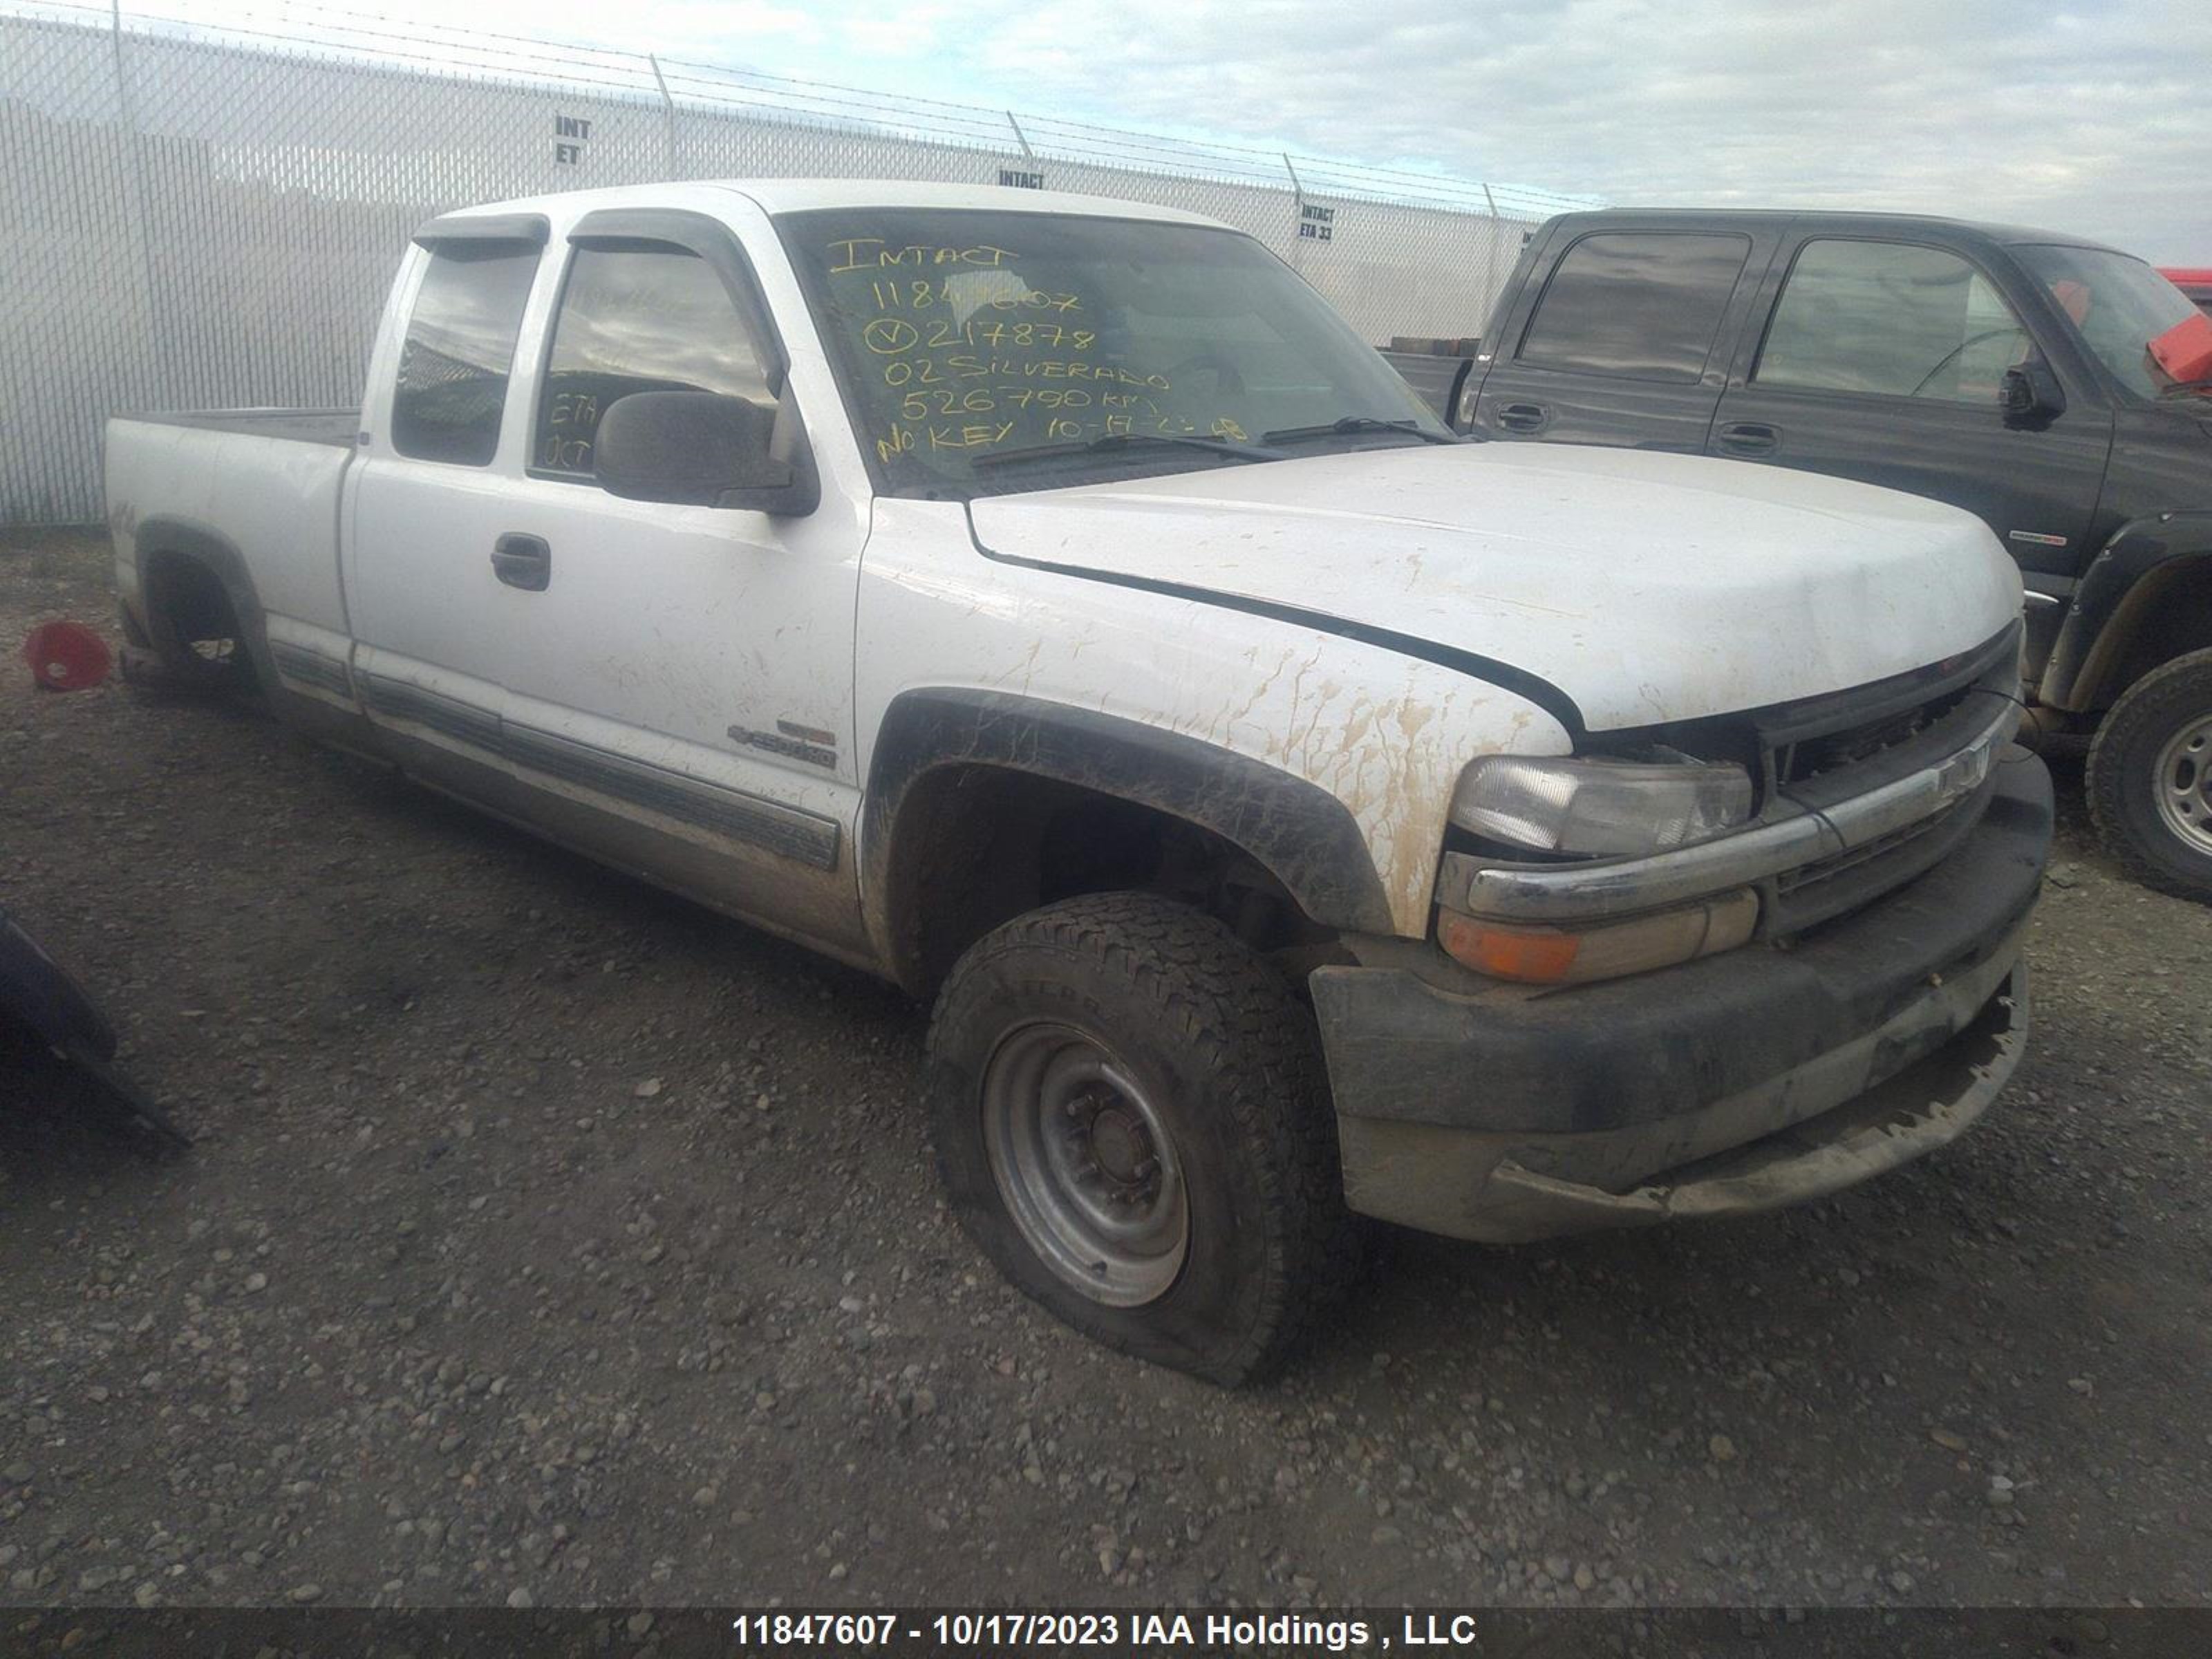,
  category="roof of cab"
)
[418,178,1230,234]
